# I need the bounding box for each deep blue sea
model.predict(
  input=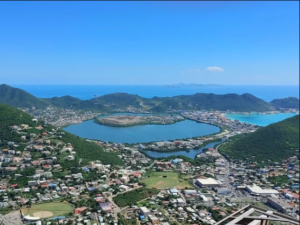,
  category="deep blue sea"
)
[13,85,299,102]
